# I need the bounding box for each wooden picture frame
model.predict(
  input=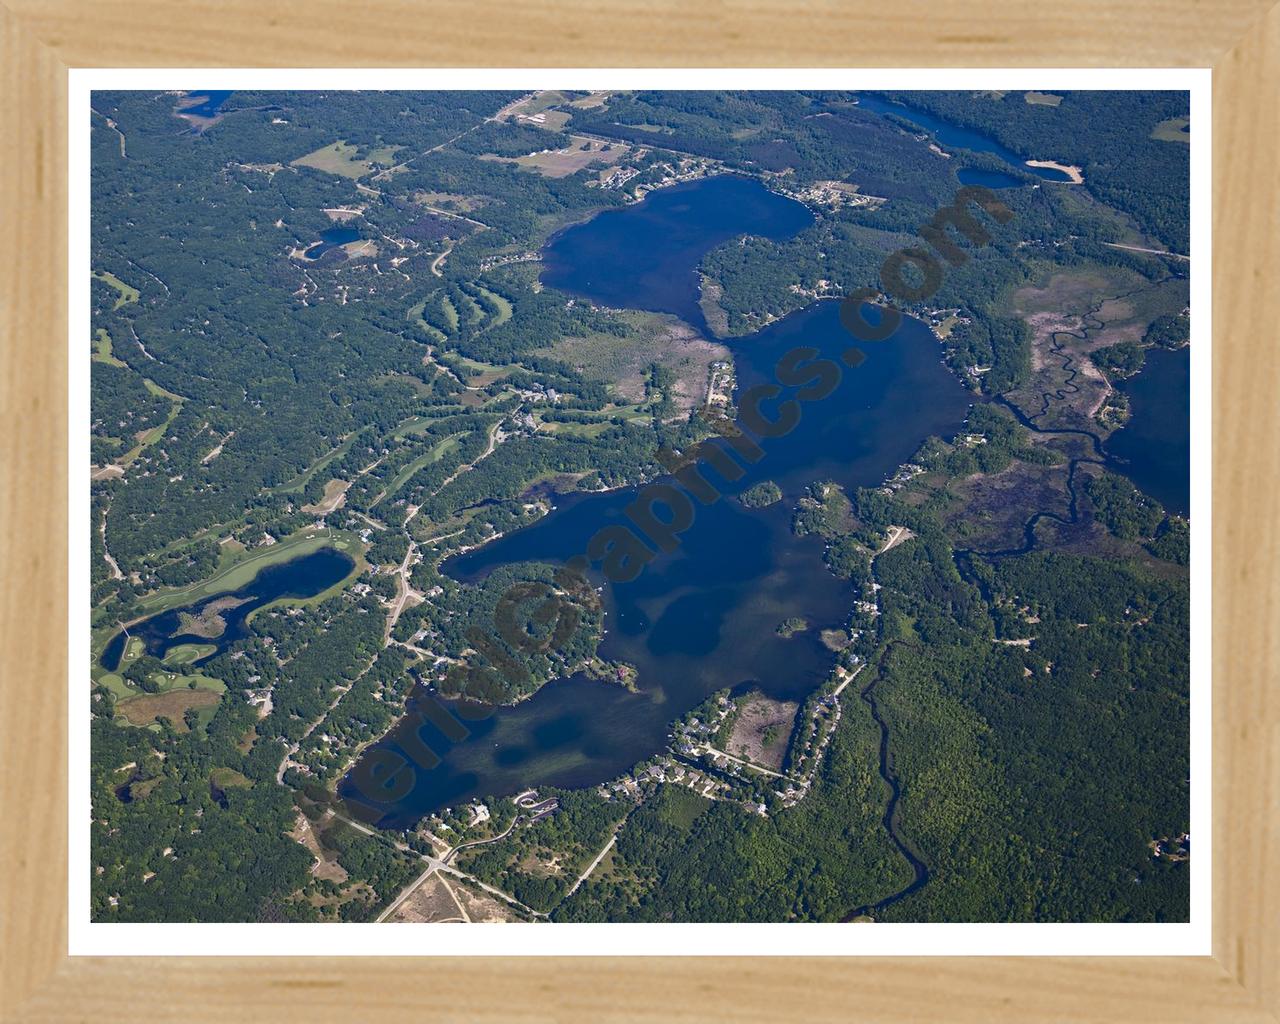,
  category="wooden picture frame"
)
[2,2,1276,1019]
